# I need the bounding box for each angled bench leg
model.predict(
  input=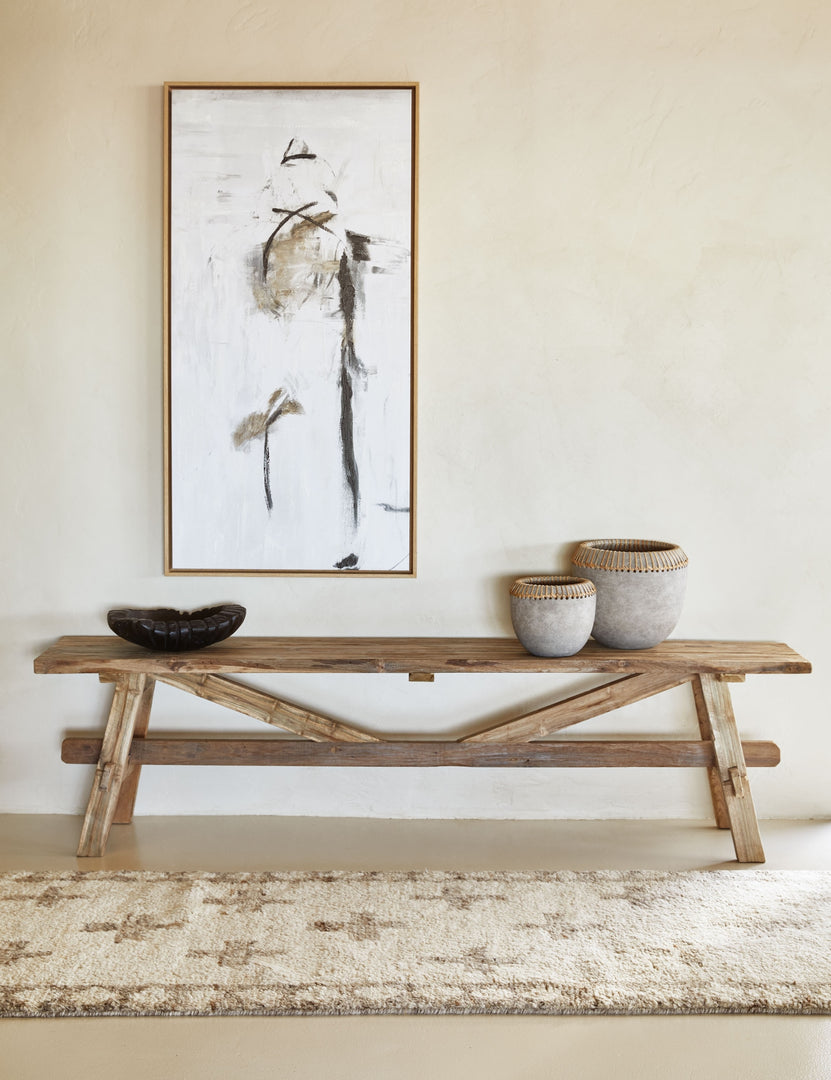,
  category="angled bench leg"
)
[77,673,153,857]
[692,676,731,830]
[112,676,155,824]
[694,674,765,863]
